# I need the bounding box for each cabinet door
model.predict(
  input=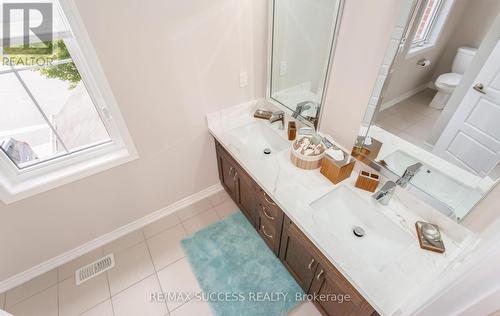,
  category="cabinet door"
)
[234,166,256,226]
[279,218,319,292]
[310,265,375,316]
[216,143,236,197]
